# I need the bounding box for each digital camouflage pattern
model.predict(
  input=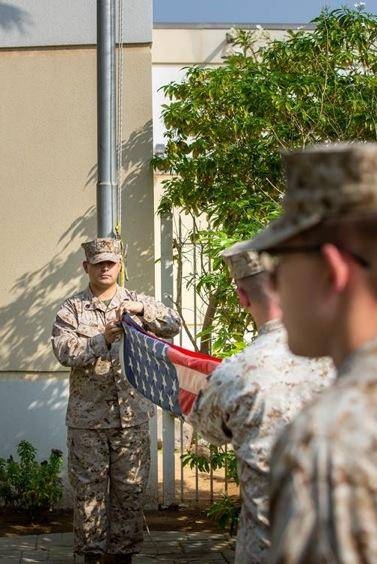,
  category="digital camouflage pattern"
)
[68,424,150,555]
[82,237,123,264]
[52,284,180,555]
[269,338,377,564]
[189,320,334,564]
[221,245,264,280]
[51,285,181,428]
